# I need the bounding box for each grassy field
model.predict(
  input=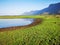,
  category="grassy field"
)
[0,15,60,45]
[0,15,56,19]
